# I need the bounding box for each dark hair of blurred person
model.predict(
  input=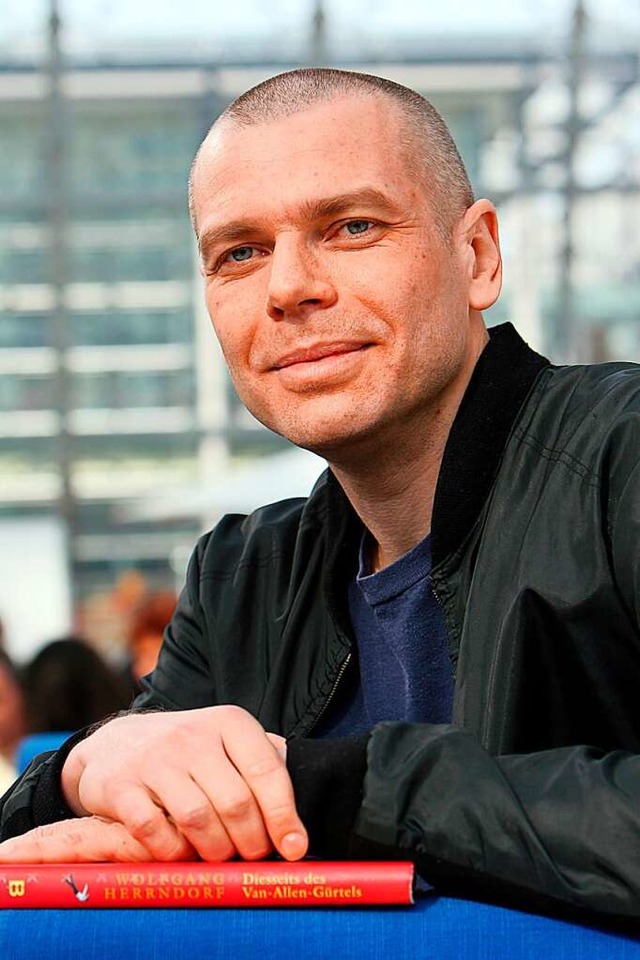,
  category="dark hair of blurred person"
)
[0,649,25,760]
[22,637,132,734]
